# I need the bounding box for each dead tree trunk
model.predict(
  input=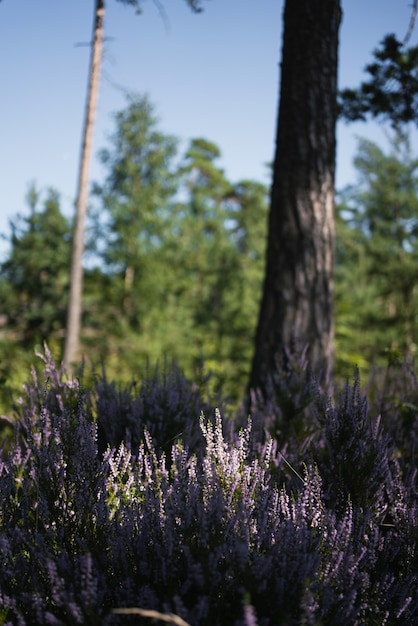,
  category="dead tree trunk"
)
[63,0,105,369]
